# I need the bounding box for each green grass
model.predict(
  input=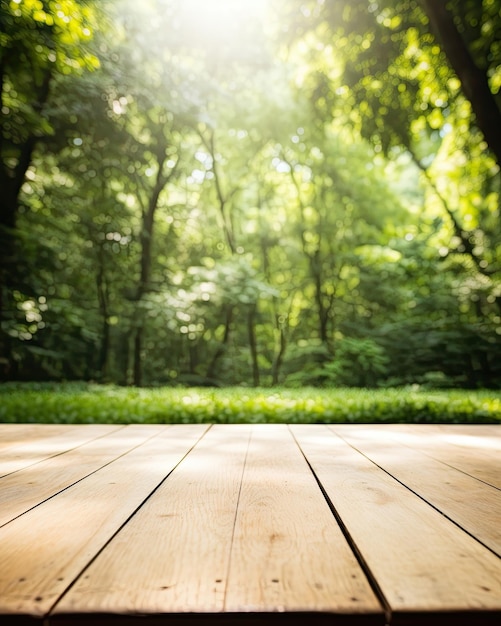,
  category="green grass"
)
[0,382,500,424]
